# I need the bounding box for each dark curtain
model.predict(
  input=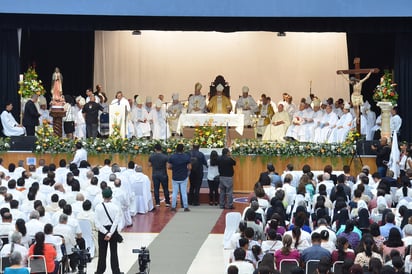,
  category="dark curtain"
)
[20,30,94,103]
[394,33,412,142]
[0,29,21,119]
